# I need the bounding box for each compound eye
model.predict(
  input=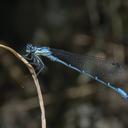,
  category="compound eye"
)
[27,44,32,48]
[26,44,35,53]
[26,44,32,50]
